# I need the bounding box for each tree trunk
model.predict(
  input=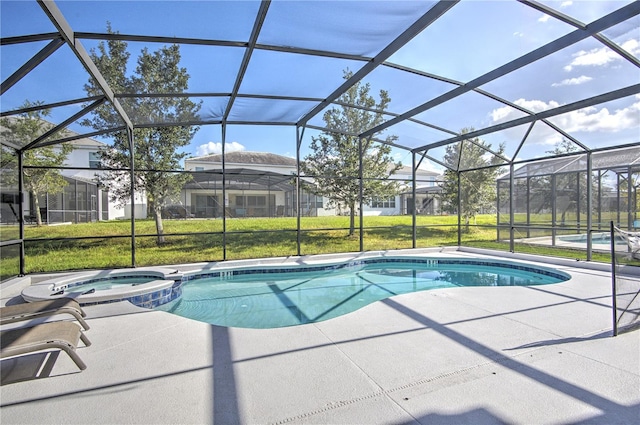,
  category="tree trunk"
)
[348,202,355,236]
[154,204,165,245]
[33,192,43,226]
